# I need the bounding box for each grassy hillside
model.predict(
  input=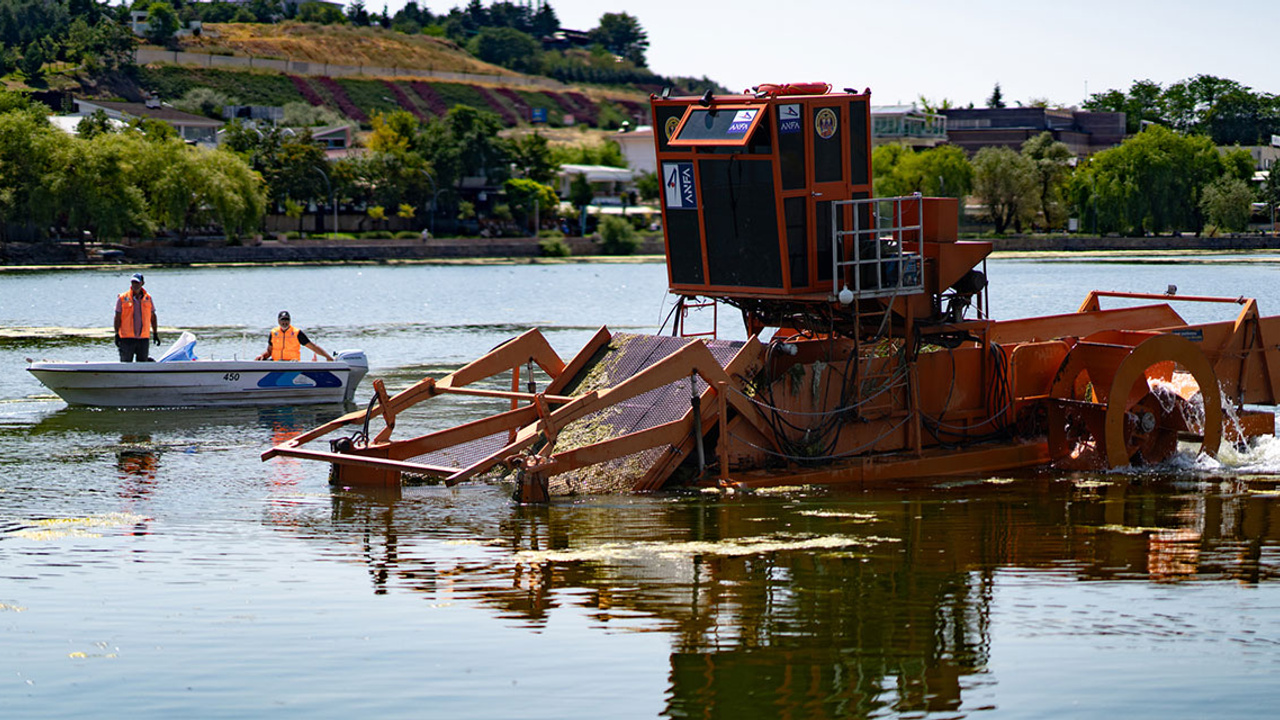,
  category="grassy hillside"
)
[138,22,651,130]
[180,22,517,77]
